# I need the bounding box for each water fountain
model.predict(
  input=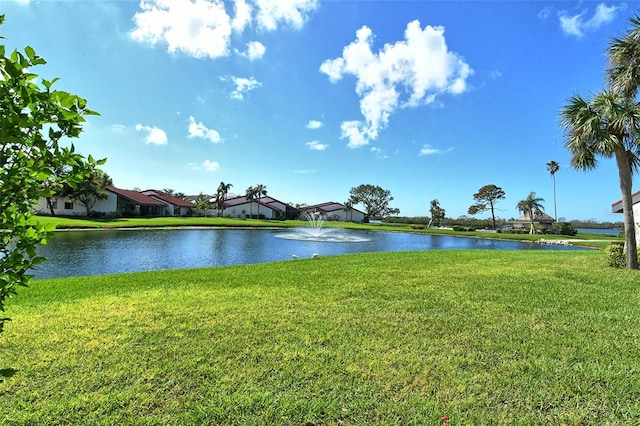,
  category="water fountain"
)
[275,212,370,242]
